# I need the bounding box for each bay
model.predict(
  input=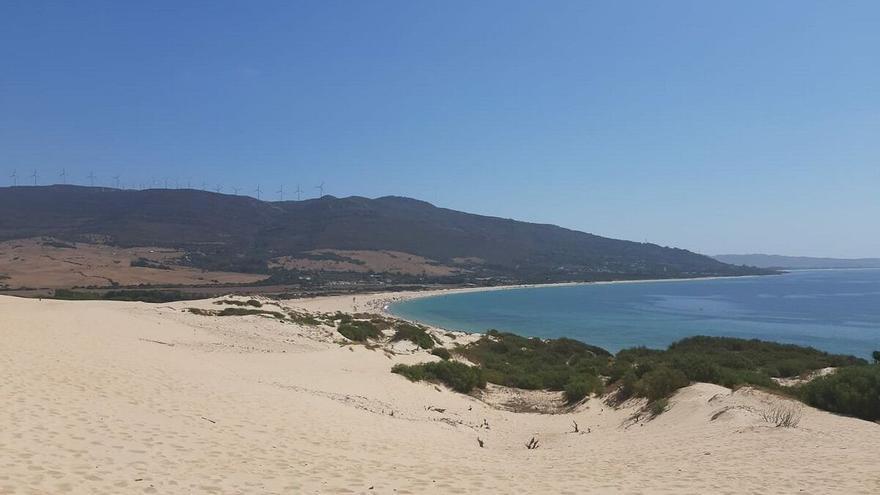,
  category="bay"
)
[389,269,880,359]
